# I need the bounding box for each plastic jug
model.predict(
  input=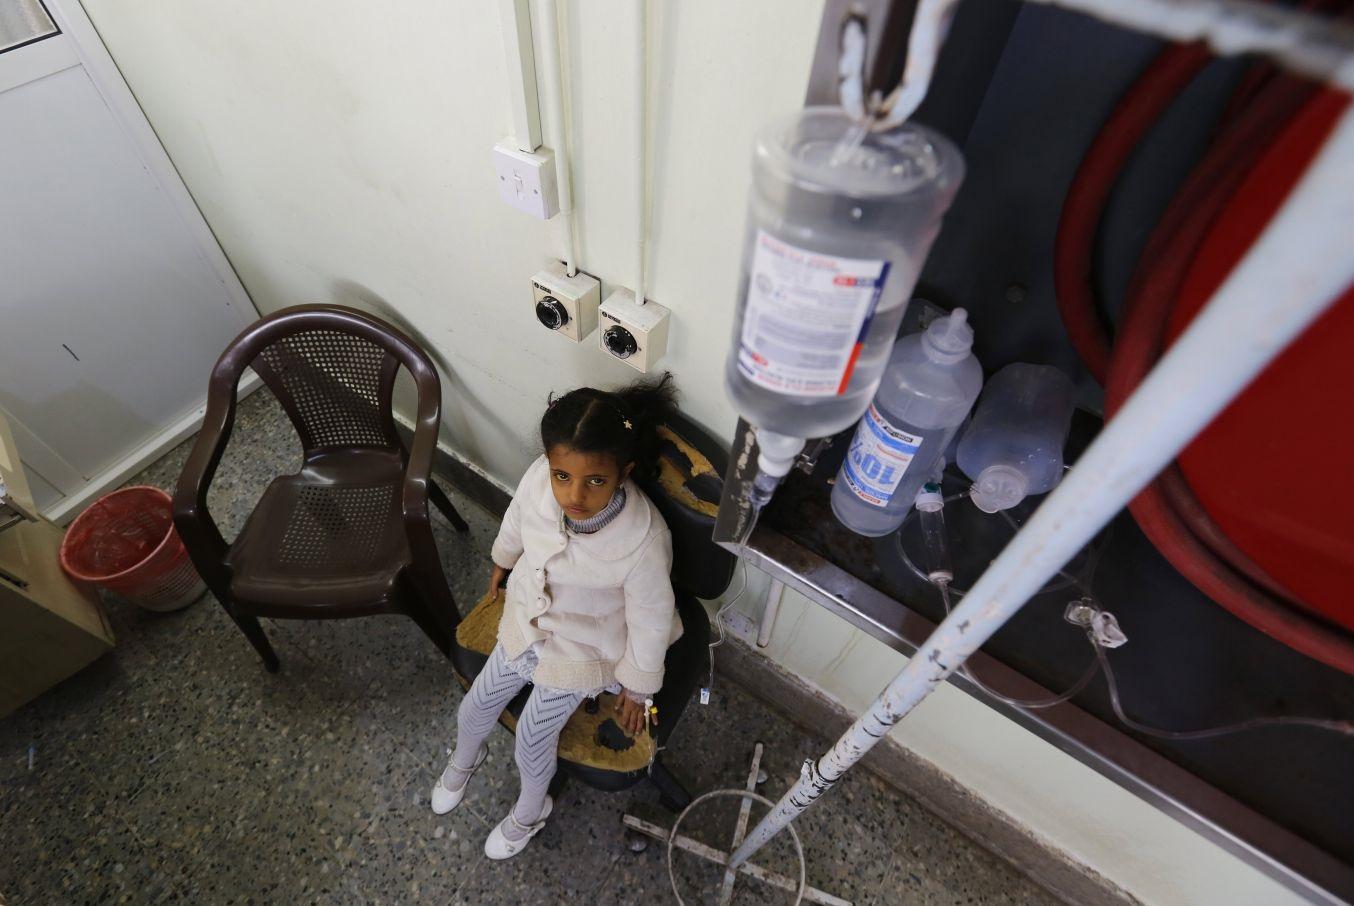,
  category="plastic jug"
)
[956,364,1076,514]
